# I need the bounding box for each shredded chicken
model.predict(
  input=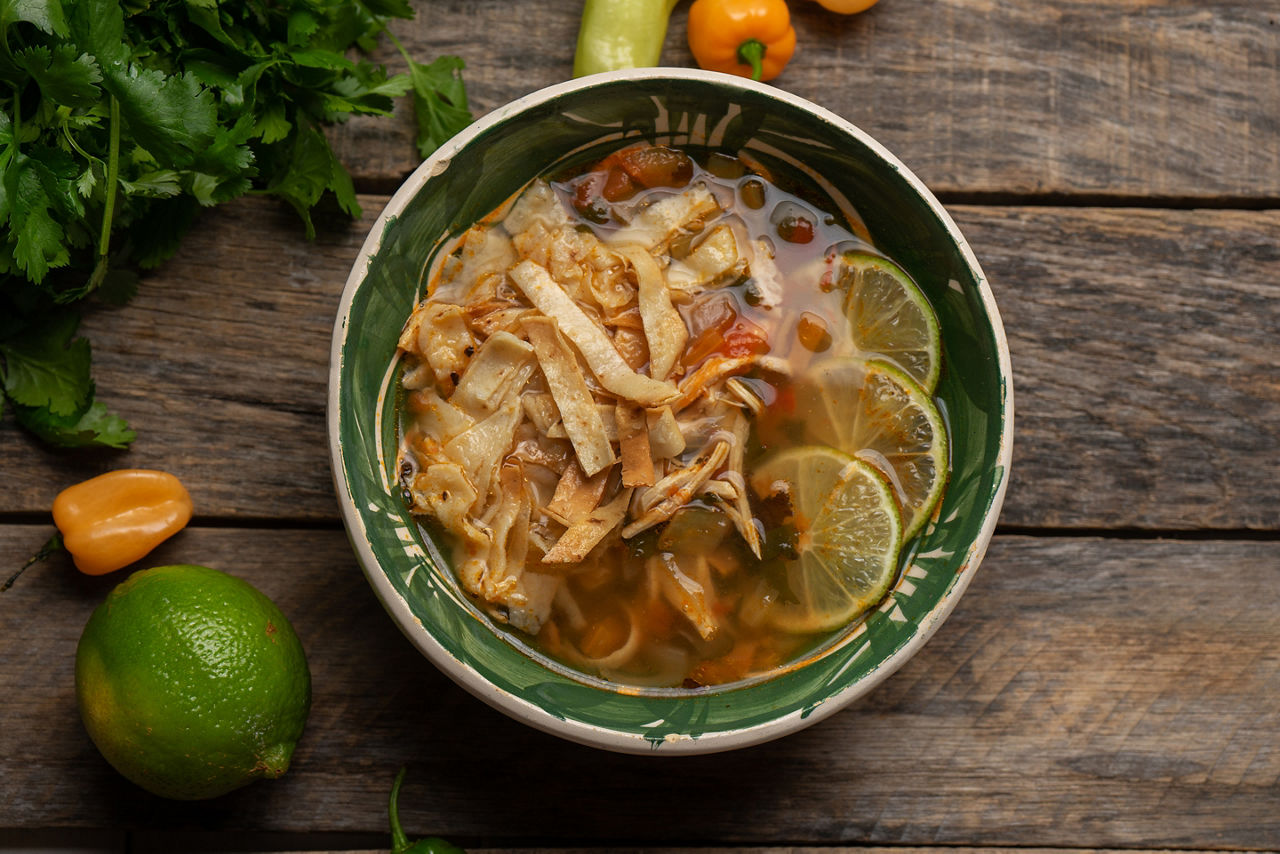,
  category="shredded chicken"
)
[397,173,786,635]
